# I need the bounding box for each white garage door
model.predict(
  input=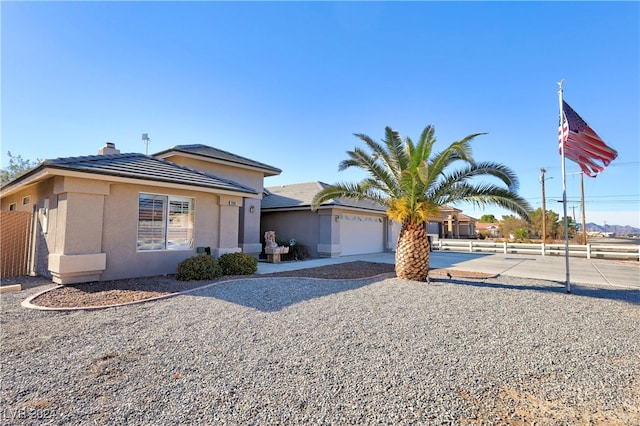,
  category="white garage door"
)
[339,213,384,256]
